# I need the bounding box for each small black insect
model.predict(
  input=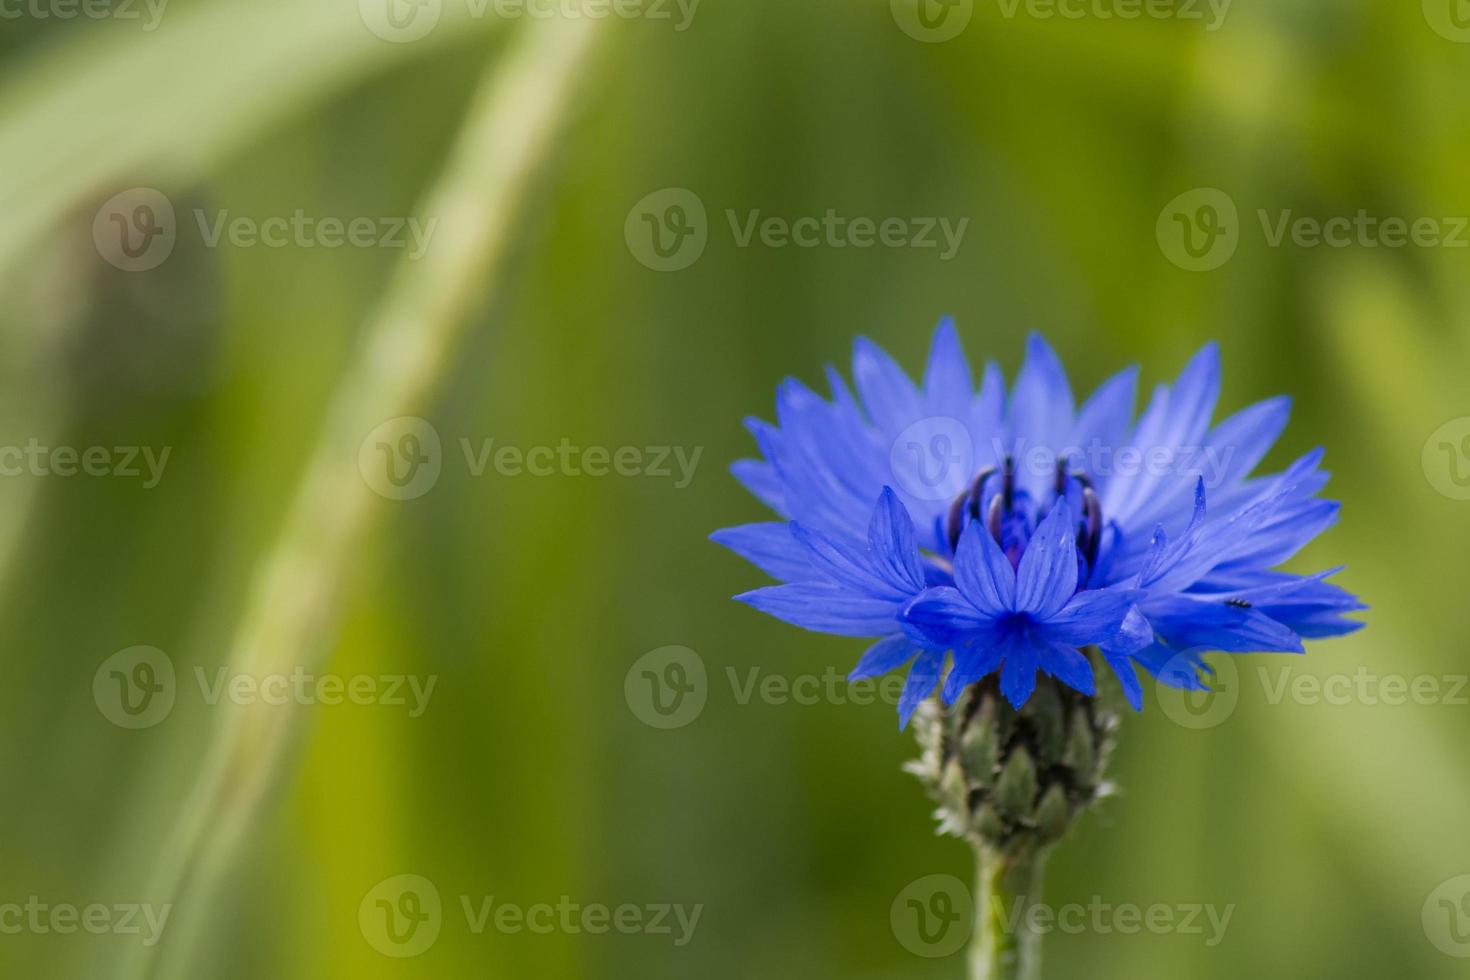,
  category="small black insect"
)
[1225,598,1252,609]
